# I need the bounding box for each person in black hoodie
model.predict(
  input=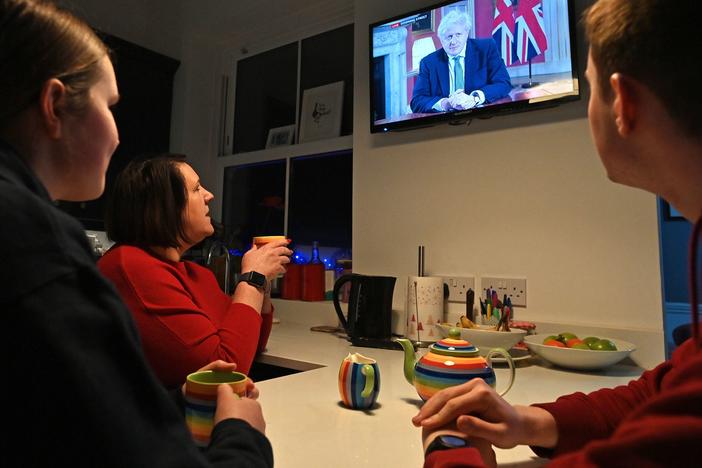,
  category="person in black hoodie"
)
[0,1,272,466]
